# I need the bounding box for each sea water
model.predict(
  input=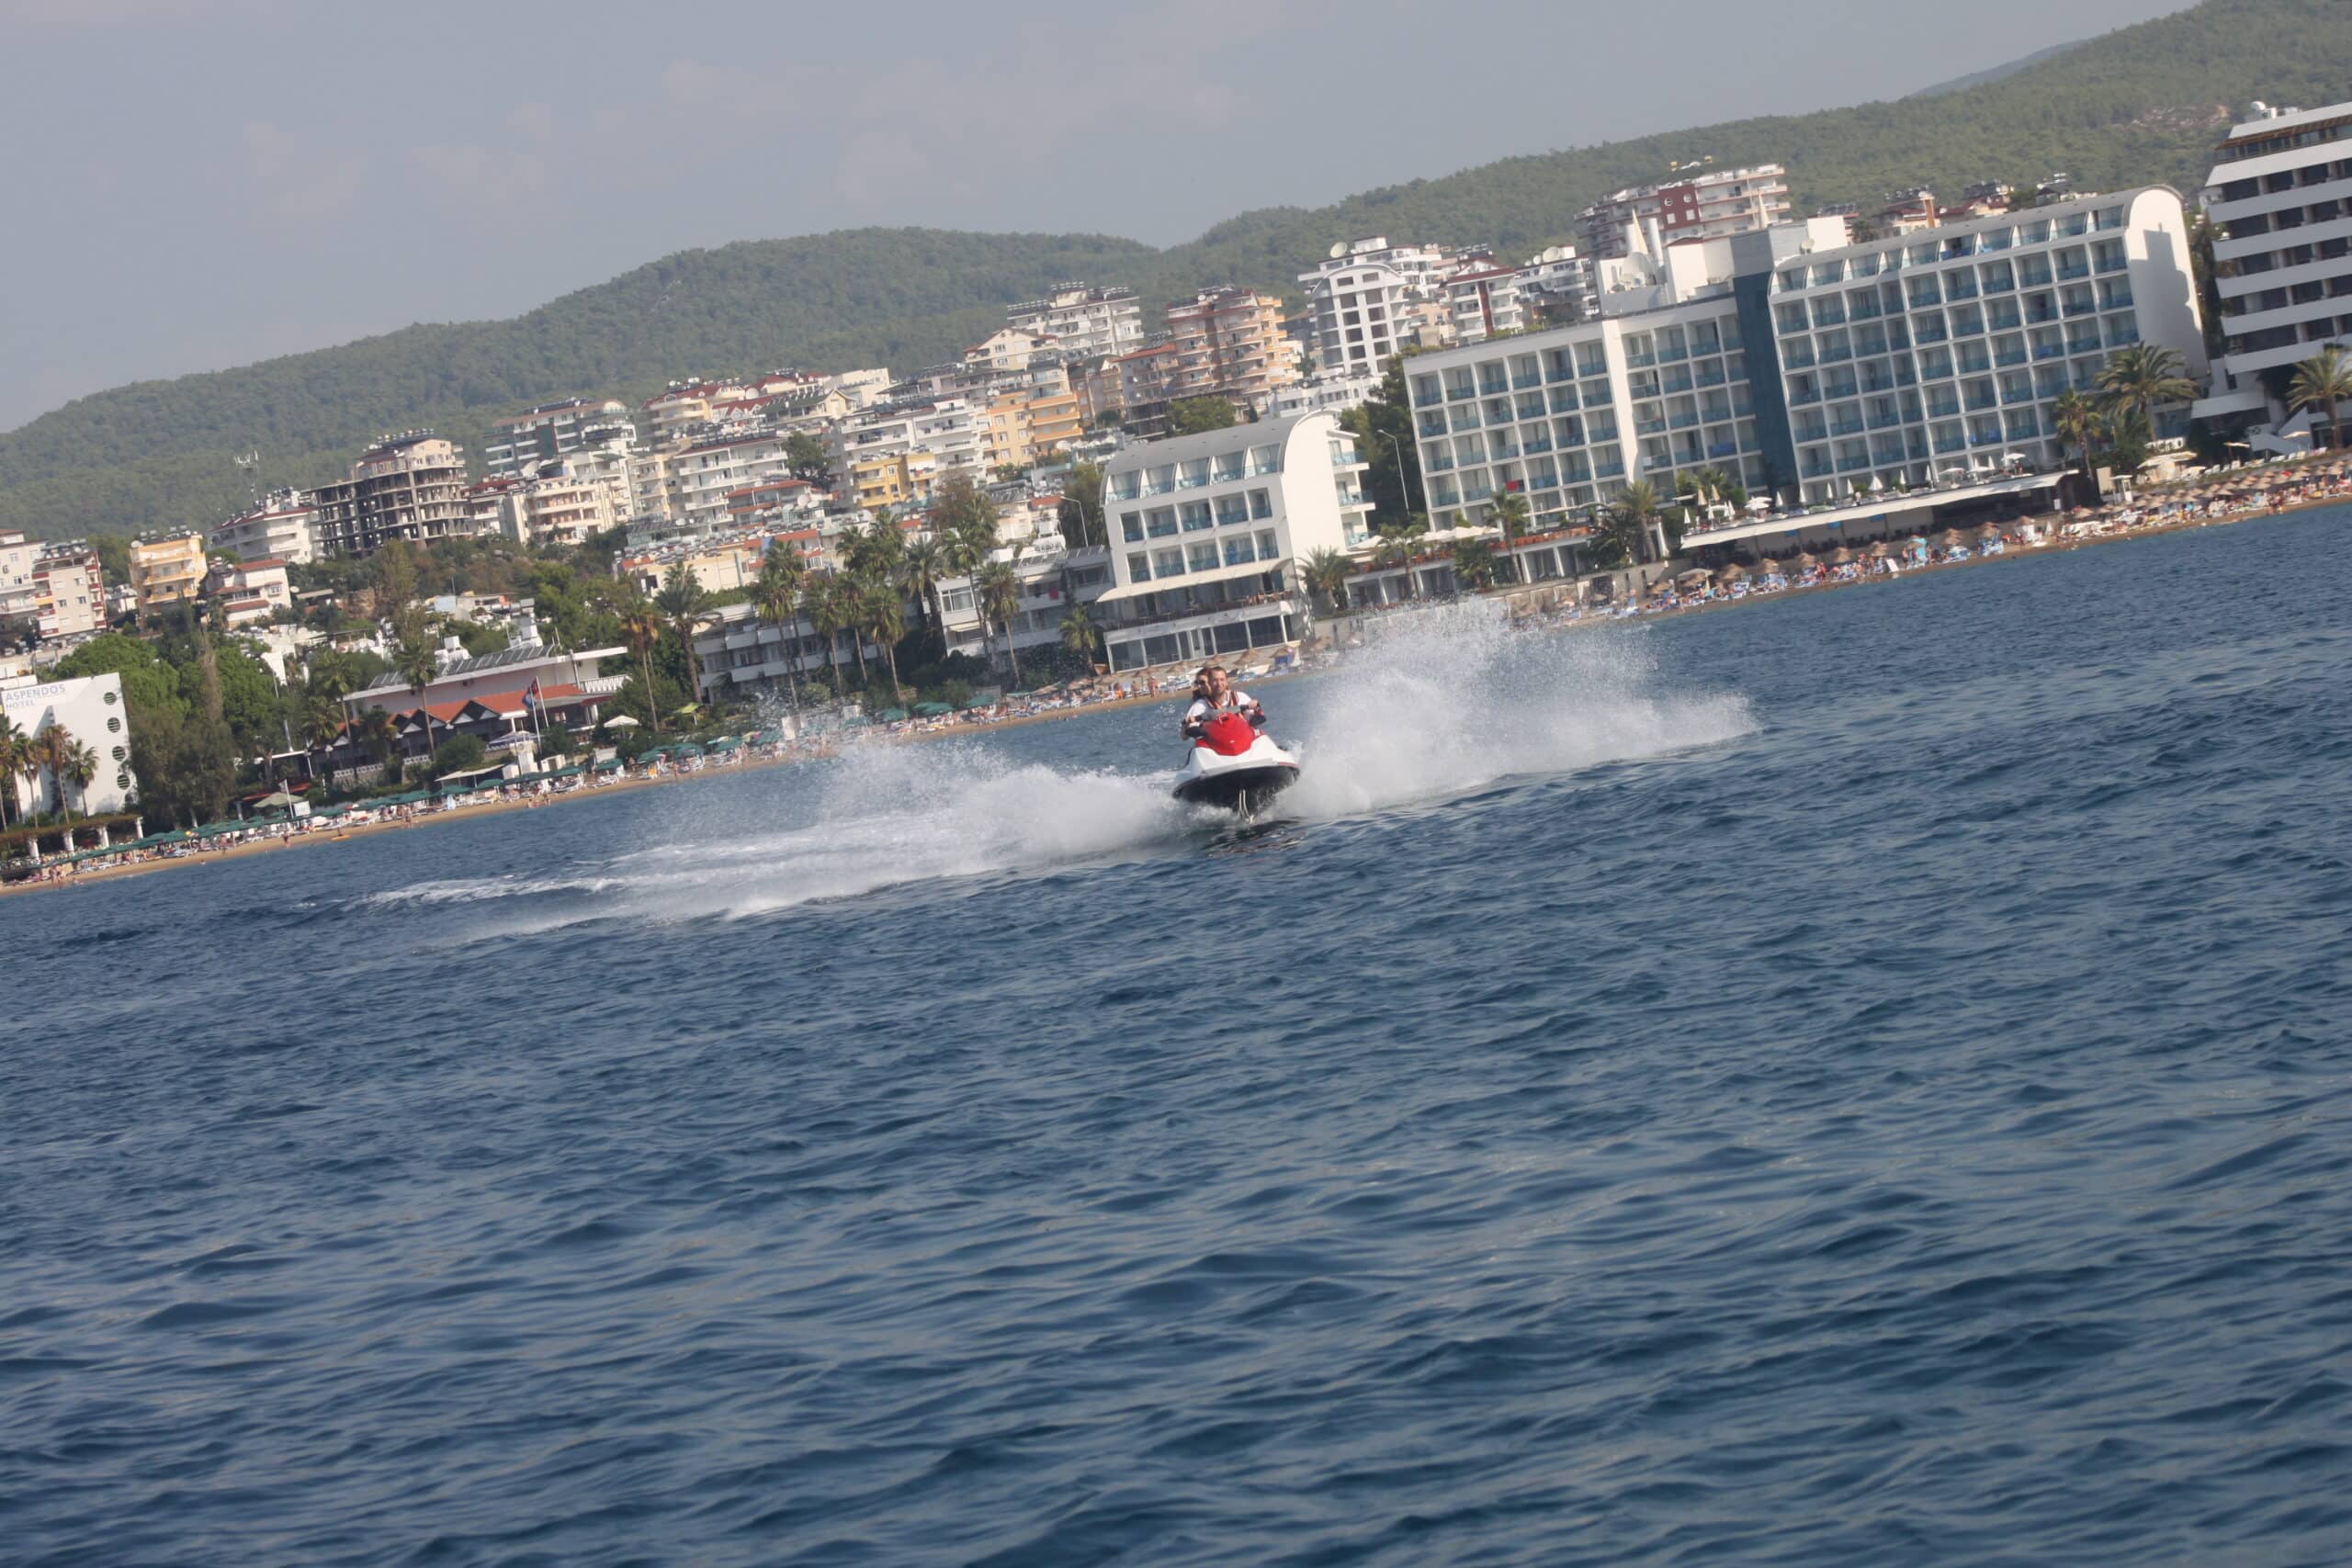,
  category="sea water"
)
[6,509,2352,1564]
